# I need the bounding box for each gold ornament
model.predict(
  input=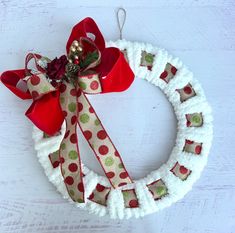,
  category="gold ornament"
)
[68,40,83,64]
